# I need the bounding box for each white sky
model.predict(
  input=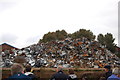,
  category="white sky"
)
[0,0,119,48]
